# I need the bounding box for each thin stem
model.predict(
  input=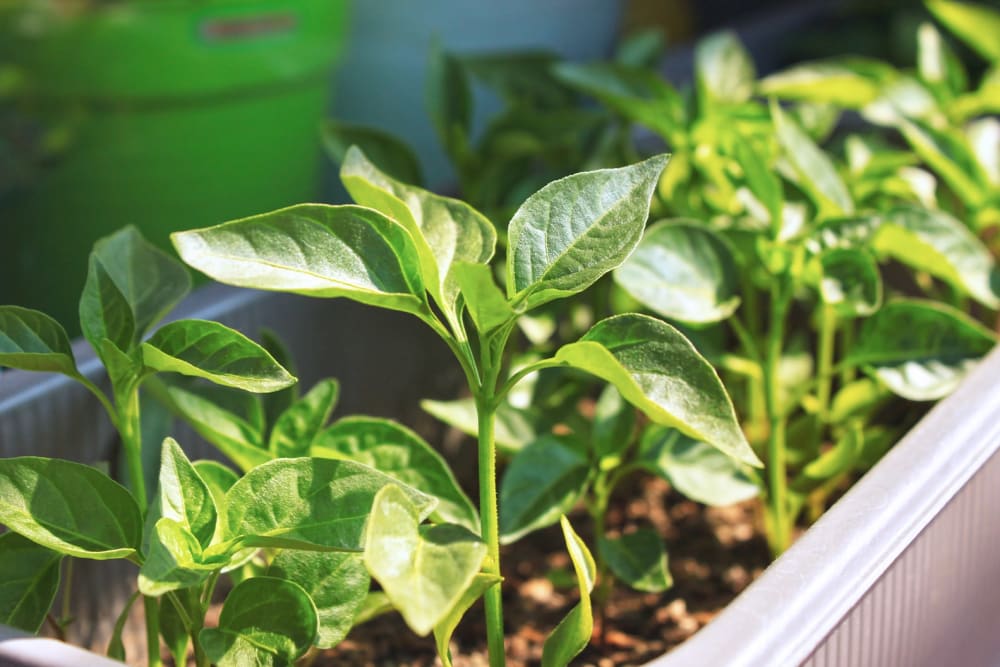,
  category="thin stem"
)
[730,315,767,447]
[476,389,505,667]
[74,374,119,431]
[60,559,74,625]
[423,310,482,389]
[763,281,791,557]
[812,304,837,456]
[118,387,147,513]
[839,321,856,386]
